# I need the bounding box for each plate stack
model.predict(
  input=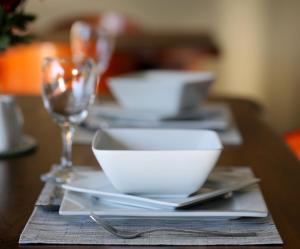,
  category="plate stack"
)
[60,167,264,218]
